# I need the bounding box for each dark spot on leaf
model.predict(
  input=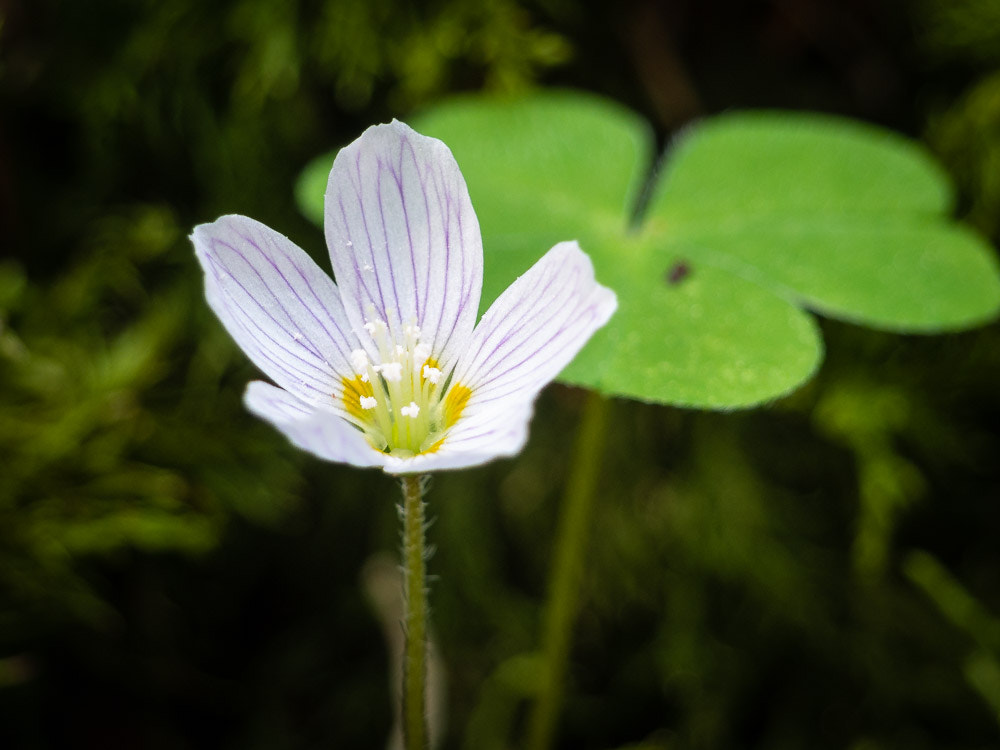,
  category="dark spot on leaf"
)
[666,260,691,285]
